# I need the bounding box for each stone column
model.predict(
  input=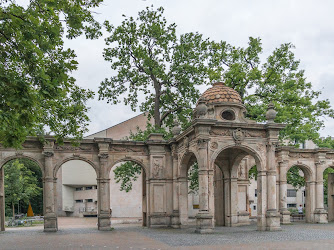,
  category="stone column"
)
[171,146,180,228]
[97,177,111,230]
[230,177,239,226]
[97,145,111,231]
[306,181,316,222]
[43,149,57,232]
[195,138,213,234]
[279,159,290,224]
[314,151,328,223]
[314,178,328,223]
[265,142,281,231]
[0,167,5,231]
[257,170,267,231]
[224,177,231,226]
[178,177,188,227]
